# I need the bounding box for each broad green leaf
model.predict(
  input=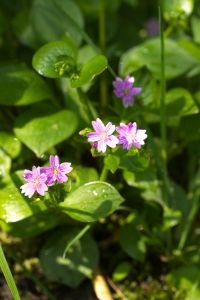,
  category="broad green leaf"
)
[0,171,47,223]
[0,64,53,105]
[123,165,158,190]
[134,68,157,108]
[32,41,76,78]
[0,131,21,158]
[165,88,198,116]
[14,105,78,157]
[70,167,99,192]
[104,155,120,173]
[0,210,63,238]
[163,0,194,21]
[112,261,132,282]
[71,55,107,88]
[39,227,99,288]
[163,208,182,230]
[120,154,149,173]
[59,181,124,222]
[191,16,200,44]
[178,40,200,62]
[12,9,40,50]
[0,149,11,178]
[119,38,197,80]
[166,266,200,296]
[119,222,146,262]
[30,0,84,45]
[178,113,200,142]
